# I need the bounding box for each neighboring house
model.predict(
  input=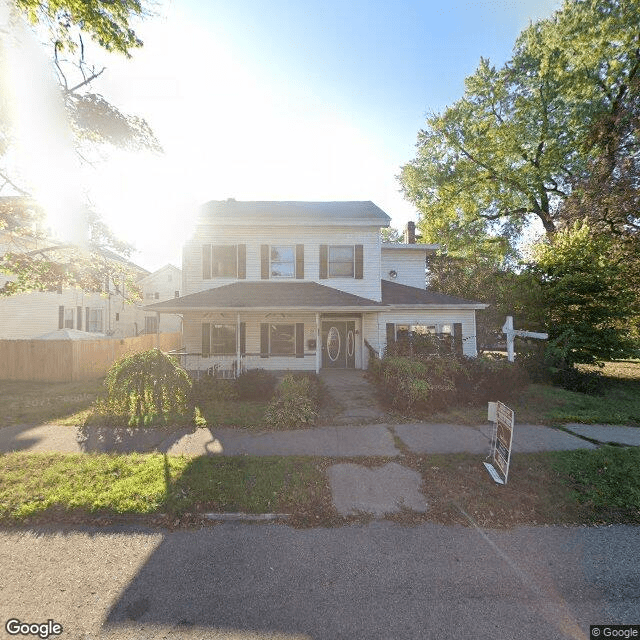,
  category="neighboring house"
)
[146,200,487,377]
[0,199,151,339]
[138,264,183,334]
